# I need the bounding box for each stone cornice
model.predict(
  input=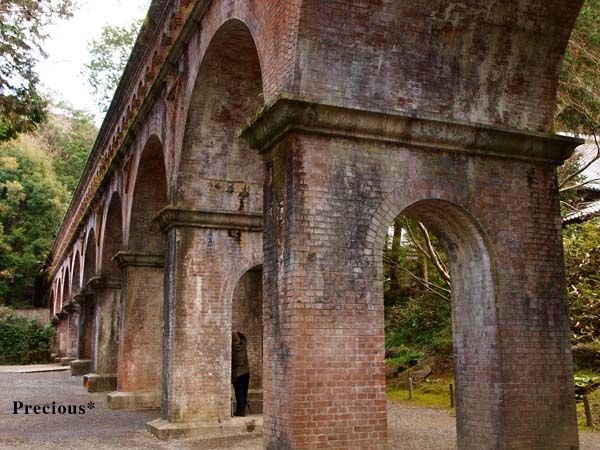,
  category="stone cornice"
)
[113,251,165,269]
[241,97,583,164]
[87,276,121,291]
[155,206,263,233]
